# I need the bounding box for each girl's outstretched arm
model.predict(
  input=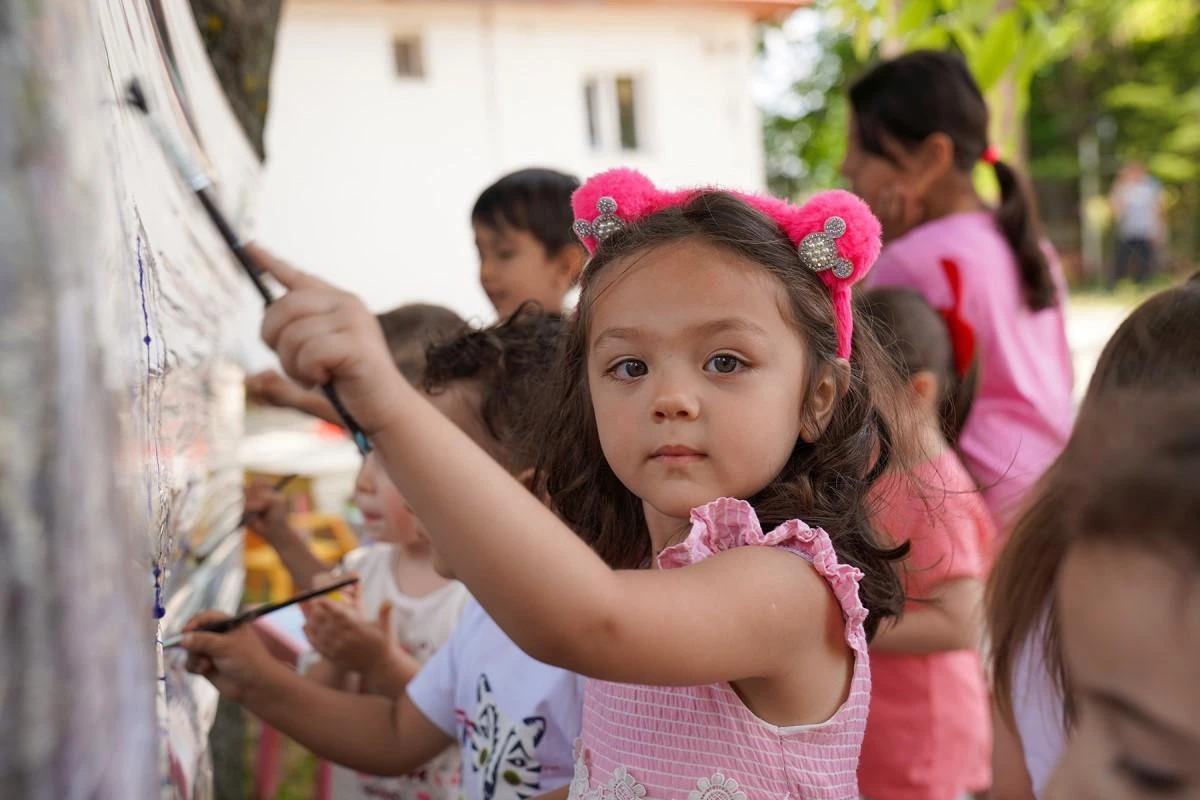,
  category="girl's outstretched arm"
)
[182,611,454,775]
[256,250,838,687]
